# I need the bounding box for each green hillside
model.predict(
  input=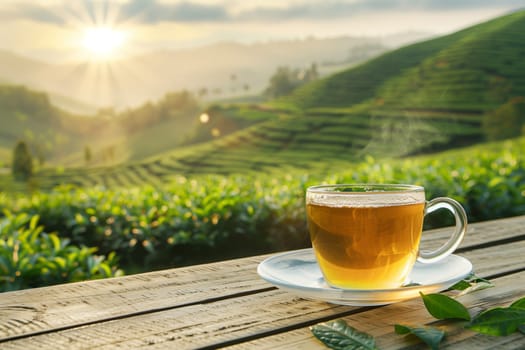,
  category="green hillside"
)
[127,9,523,177]
[0,87,209,168]
[2,10,525,191]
